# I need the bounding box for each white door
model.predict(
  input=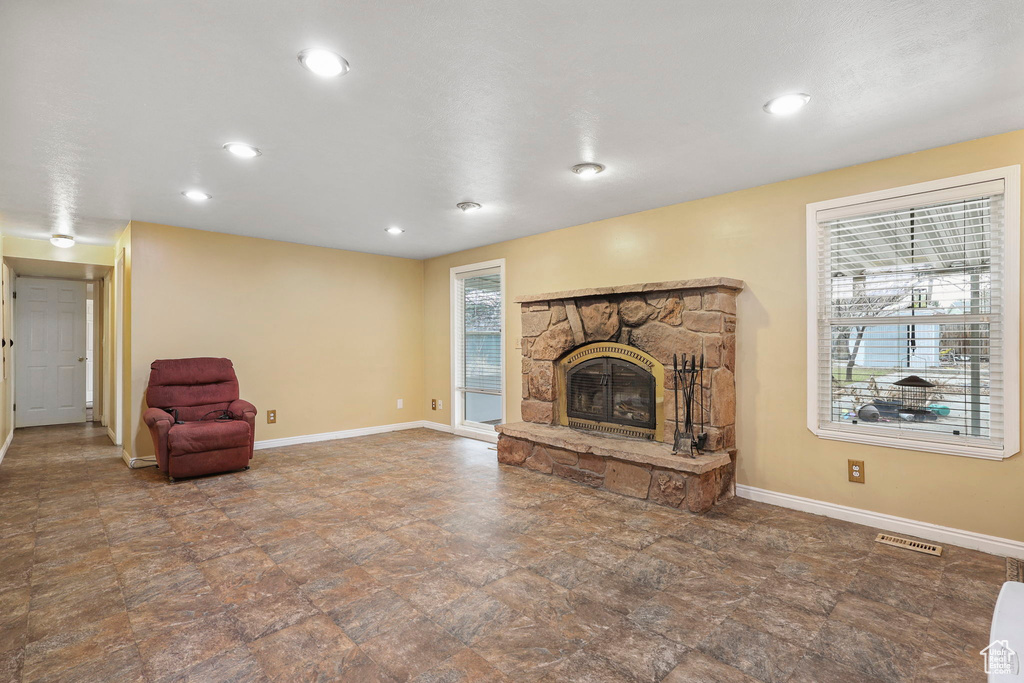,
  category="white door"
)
[15,278,88,427]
